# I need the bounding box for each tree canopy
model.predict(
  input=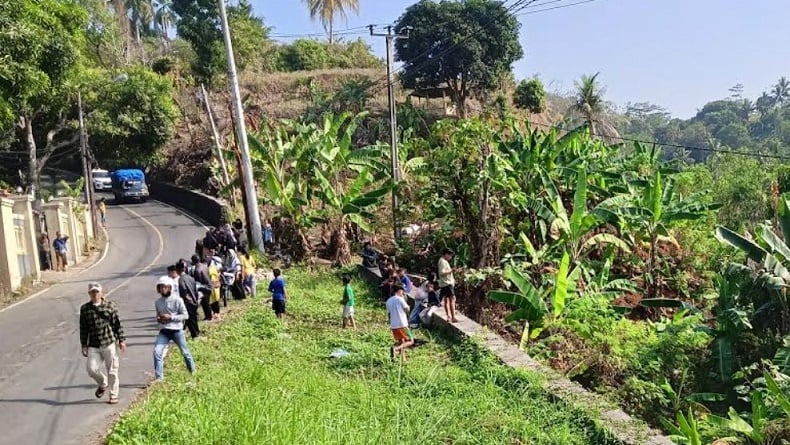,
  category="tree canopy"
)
[394,0,523,118]
[513,78,546,114]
